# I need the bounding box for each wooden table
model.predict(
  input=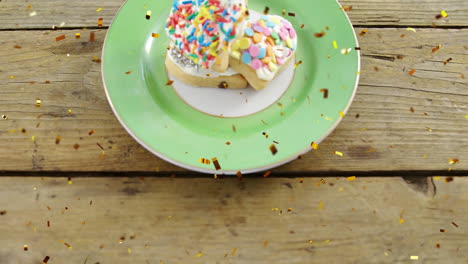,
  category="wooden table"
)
[0,0,467,263]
